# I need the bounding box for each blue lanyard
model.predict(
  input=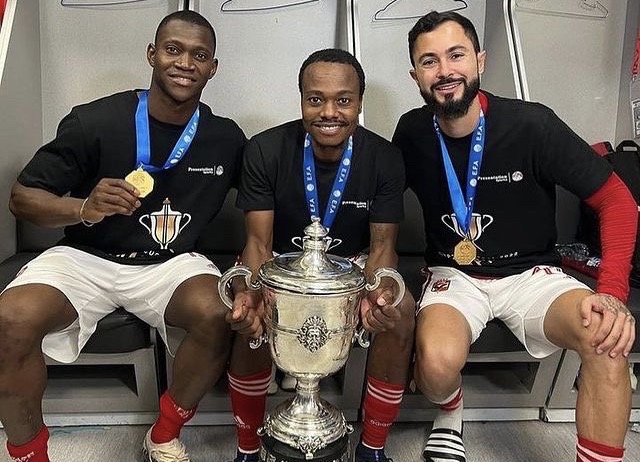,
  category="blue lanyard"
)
[433,111,486,236]
[135,90,200,173]
[303,133,353,231]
